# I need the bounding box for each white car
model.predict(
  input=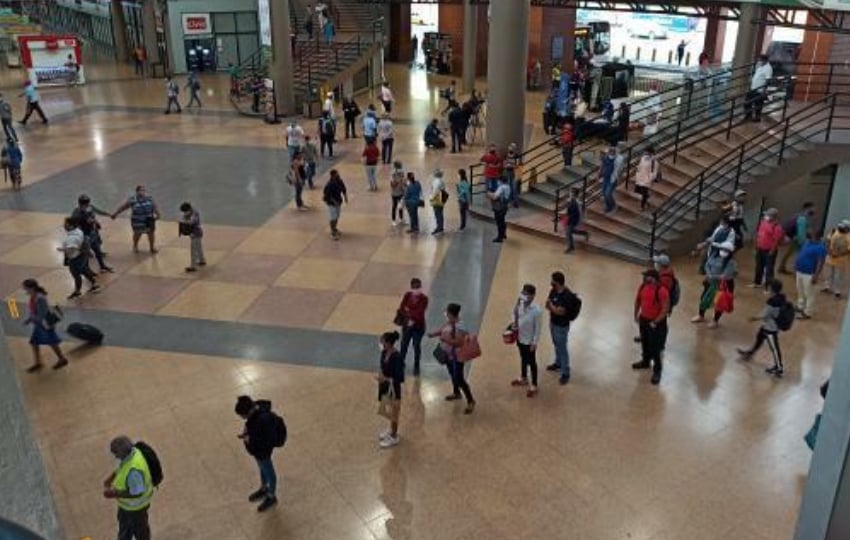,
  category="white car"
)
[628,20,668,40]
